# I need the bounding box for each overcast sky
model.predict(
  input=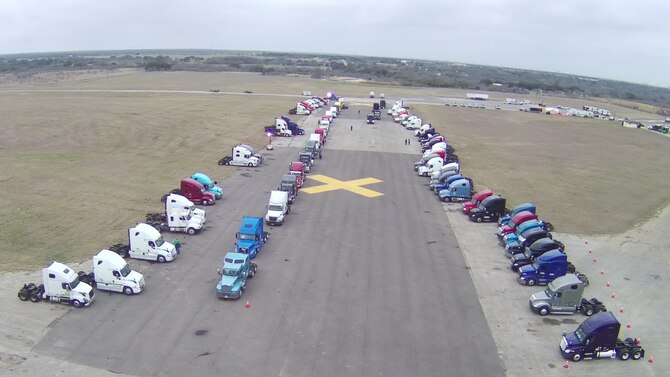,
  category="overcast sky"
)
[1,0,668,87]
